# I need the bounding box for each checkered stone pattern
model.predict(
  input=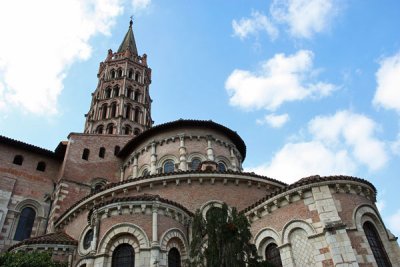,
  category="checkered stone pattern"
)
[290,228,316,266]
